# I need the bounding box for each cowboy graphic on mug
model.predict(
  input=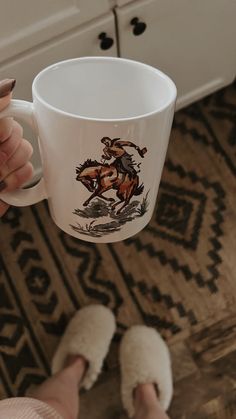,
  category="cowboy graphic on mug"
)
[76,137,147,214]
